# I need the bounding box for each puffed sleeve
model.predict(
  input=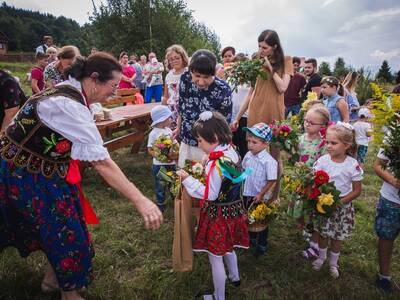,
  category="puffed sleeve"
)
[284,56,294,77]
[351,161,364,181]
[38,96,110,161]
